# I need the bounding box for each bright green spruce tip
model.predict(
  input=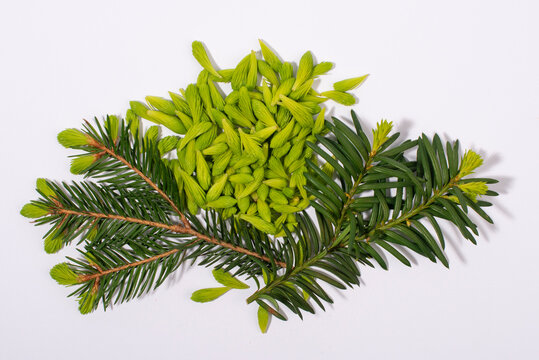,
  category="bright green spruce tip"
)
[239,214,277,234]
[458,181,489,202]
[192,40,222,79]
[129,100,150,119]
[206,196,237,208]
[70,154,96,175]
[312,61,334,77]
[372,119,394,152]
[258,39,282,71]
[128,40,369,235]
[191,287,231,303]
[333,74,369,92]
[20,203,49,218]
[458,150,483,178]
[36,178,55,197]
[57,128,90,148]
[145,96,176,115]
[50,263,79,286]
[292,51,313,91]
[319,90,356,106]
[78,292,97,315]
[44,232,64,254]
[257,306,269,333]
[212,269,250,289]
